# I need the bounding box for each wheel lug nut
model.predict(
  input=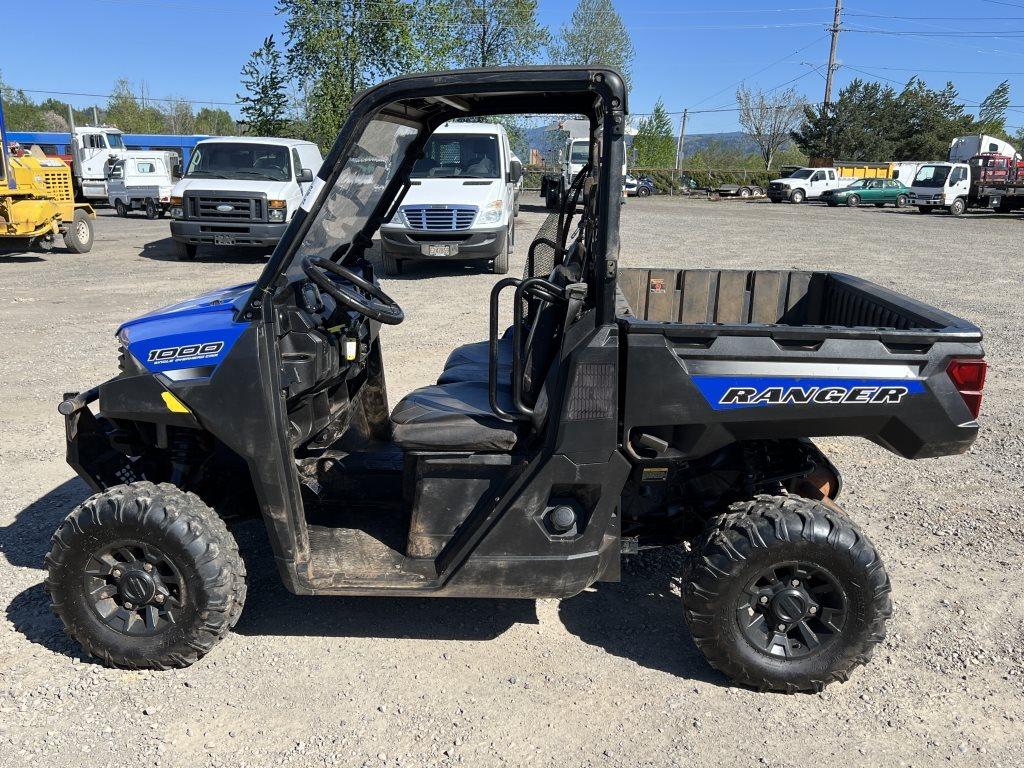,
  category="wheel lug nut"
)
[143,563,153,572]
[809,606,817,614]
[155,594,165,604]
[124,602,134,610]
[112,569,122,578]
[791,579,800,587]
[777,623,786,631]
[759,596,769,604]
